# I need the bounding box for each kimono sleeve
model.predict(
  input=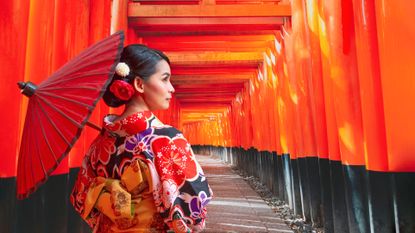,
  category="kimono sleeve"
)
[70,153,104,228]
[151,131,213,232]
